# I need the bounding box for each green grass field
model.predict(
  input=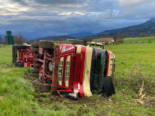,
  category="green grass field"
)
[0,38,155,116]
[124,36,155,44]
